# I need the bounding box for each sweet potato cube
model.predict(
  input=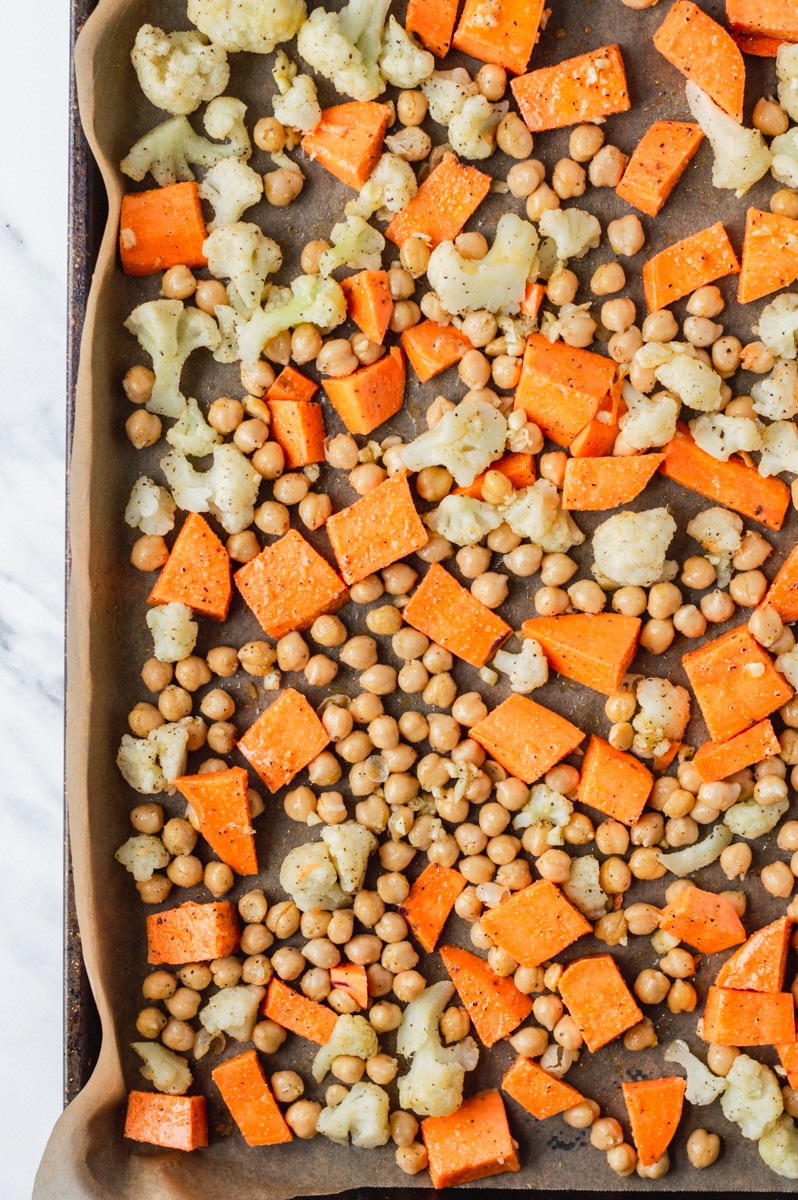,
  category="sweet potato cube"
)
[731,30,783,54]
[569,383,627,458]
[682,624,793,742]
[325,473,428,585]
[513,334,616,447]
[616,121,704,217]
[738,207,798,304]
[726,0,798,42]
[715,917,792,994]
[521,613,640,696]
[238,688,329,793]
[147,901,239,965]
[340,270,392,345]
[385,154,492,248]
[322,345,405,435]
[266,400,325,469]
[262,979,337,1045]
[301,102,390,190]
[124,1092,208,1151]
[562,454,665,510]
[643,222,740,312]
[212,1050,293,1146]
[406,0,459,57]
[329,963,368,1009]
[577,735,654,826]
[623,1078,685,1167]
[120,182,208,277]
[480,880,591,970]
[402,562,511,668]
[777,1041,798,1090]
[453,0,545,75]
[502,1056,584,1120]
[692,719,780,784]
[701,986,796,1046]
[235,529,348,639]
[439,943,533,1047]
[558,954,643,1052]
[421,1090,520,1190]
[174,766,257,875]
[764,542,798,622]
[265,365,318,404]
[401,320,472,382]
[659,886,746,954]
[511,45,631,131]
[453,452,536,499]
[653,1,745,121]
[470,693,585,783]
[148,512,231,621]
[399,863,466,953]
